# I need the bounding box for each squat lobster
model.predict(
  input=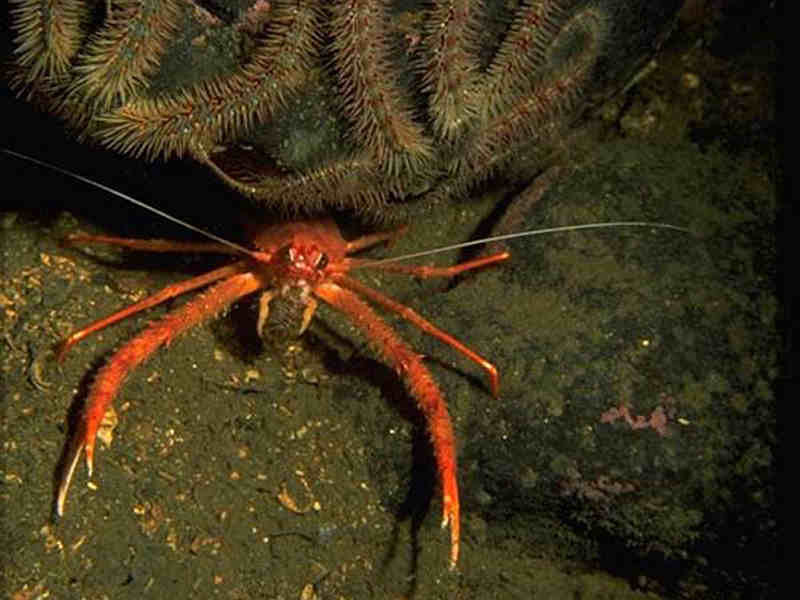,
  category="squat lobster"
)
[55,218,509,569]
